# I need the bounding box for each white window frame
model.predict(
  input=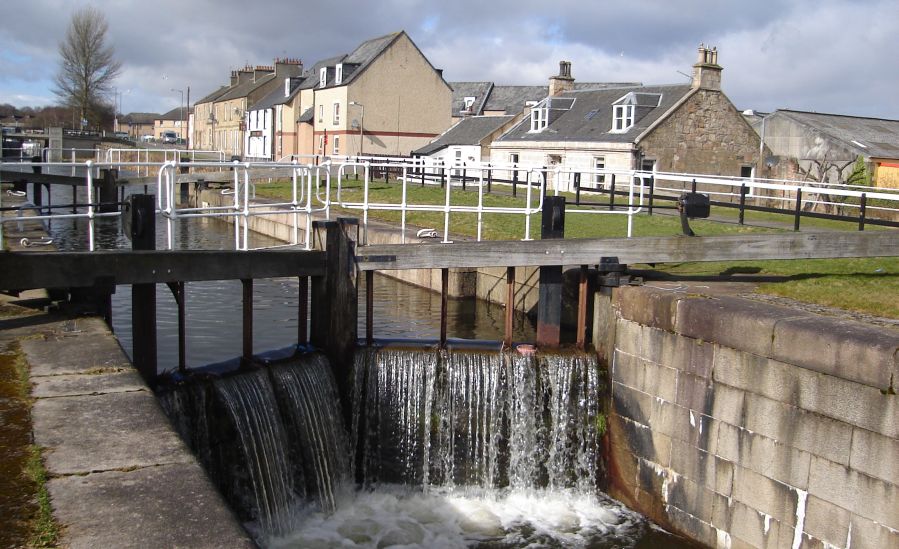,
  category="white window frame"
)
[333,102,340,125]
[335,64,343,85]
[509,152,519,165]
[333,135,340,155]
[612,103,634,132]
[319,67,327,88]
[530,107,548,132]
[318,104,323,123]
[593,156,606,186]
